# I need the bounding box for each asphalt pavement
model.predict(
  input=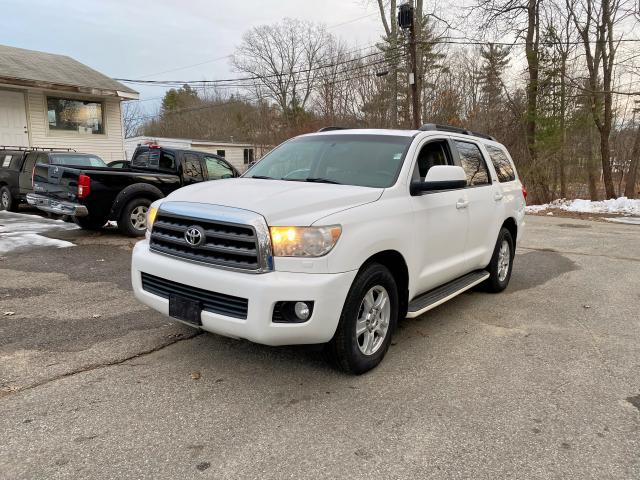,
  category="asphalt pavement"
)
[0,212,638,479]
